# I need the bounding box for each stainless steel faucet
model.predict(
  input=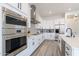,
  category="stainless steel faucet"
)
[66,28,73,37]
